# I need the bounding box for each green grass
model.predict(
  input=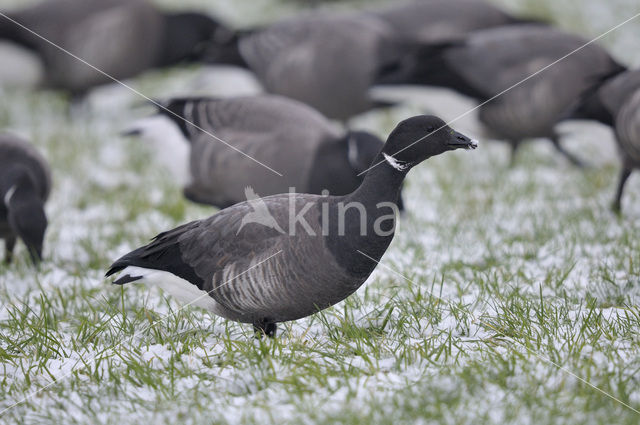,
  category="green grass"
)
[1,0,640,424]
